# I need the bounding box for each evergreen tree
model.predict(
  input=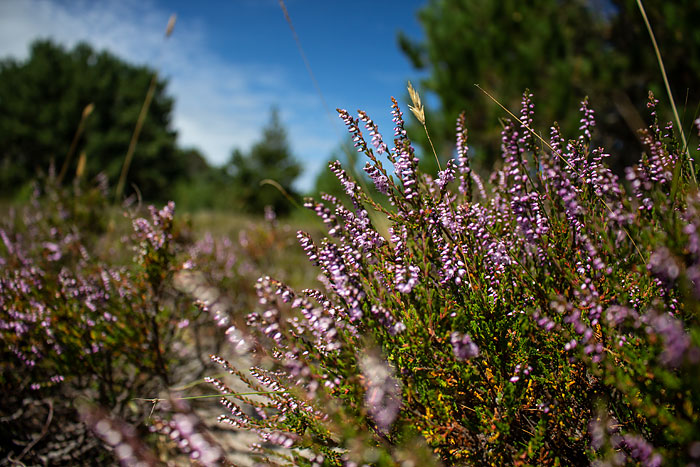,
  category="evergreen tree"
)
[399,0,700,170]
[226,108,301,216]
[0,40,186,201]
